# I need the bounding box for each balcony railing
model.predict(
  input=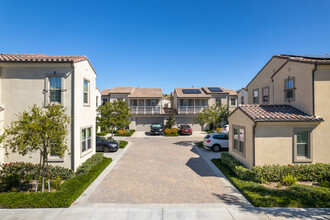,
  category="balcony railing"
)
[178,106,208,114]
[130,106,161,115]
